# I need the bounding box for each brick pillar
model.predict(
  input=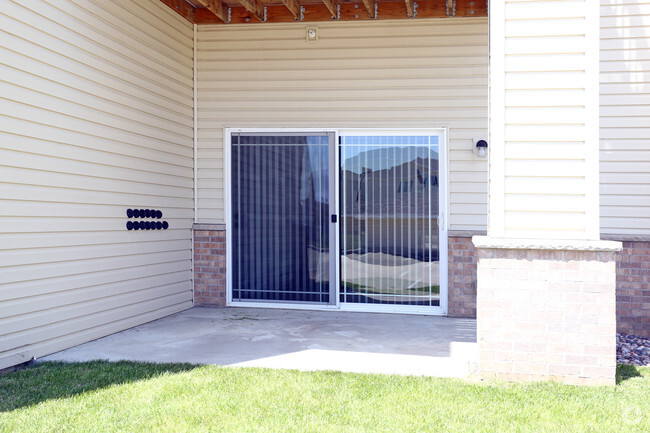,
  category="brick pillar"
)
[474,238,621,385]
[193,223,226,307]
[482,1,621,384]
